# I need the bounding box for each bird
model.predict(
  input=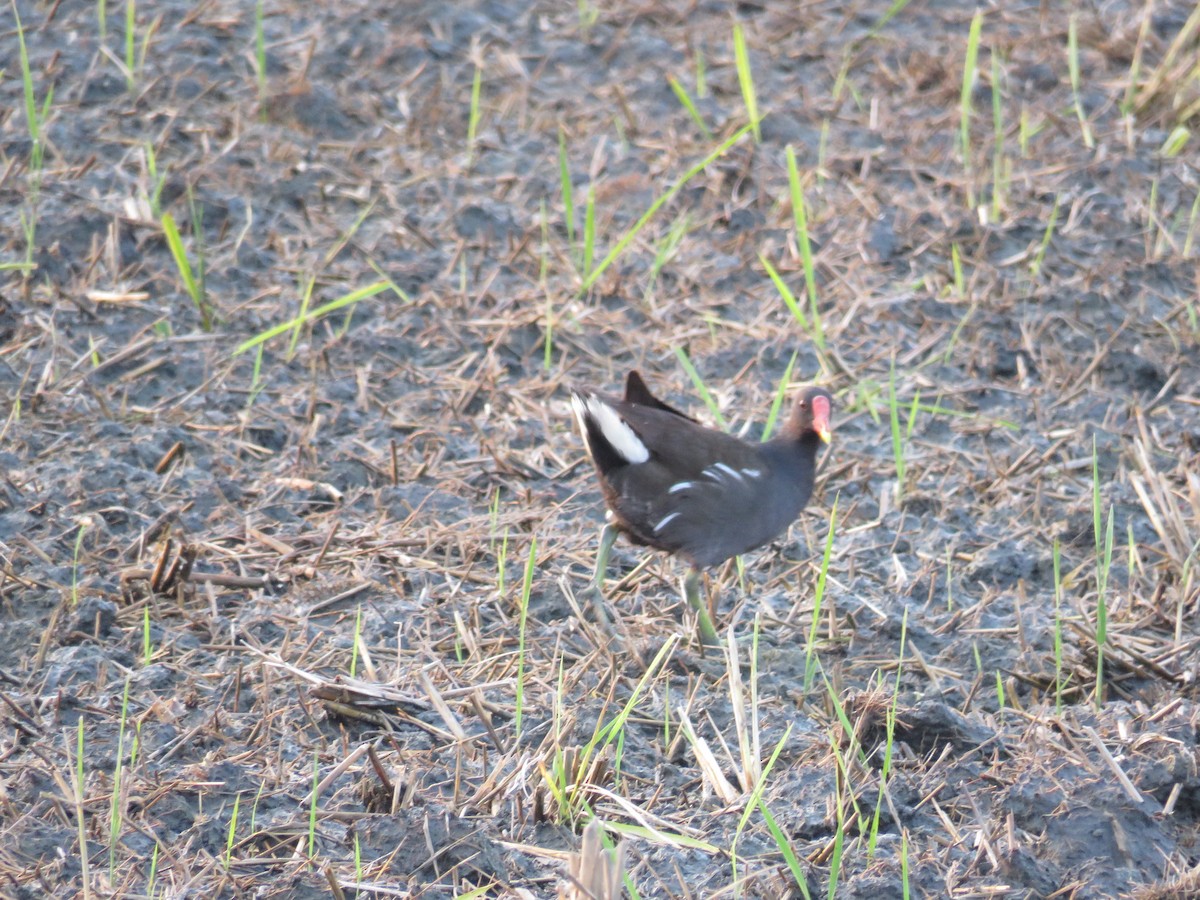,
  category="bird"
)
[570,370,832,645]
